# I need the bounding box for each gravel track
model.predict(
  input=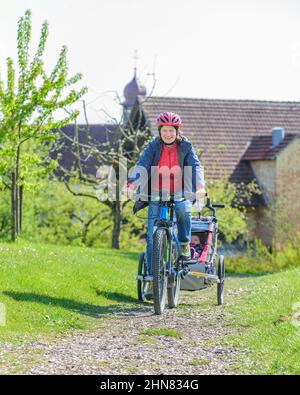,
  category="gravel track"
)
[0,278,247,375]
